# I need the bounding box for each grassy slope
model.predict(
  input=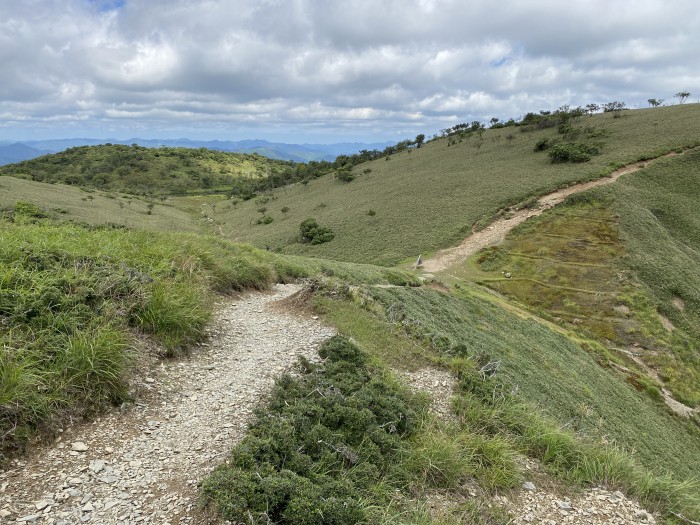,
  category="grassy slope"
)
[209,104,700,265]
[459,149,700,406]
[610,150,700,404]
[0,144,294,196]
[364,285,700,480]
[0,176,202,233]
